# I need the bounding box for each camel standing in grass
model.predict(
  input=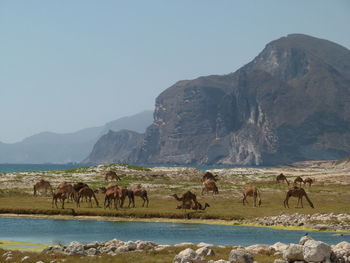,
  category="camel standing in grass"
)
[201,179,219,195]
[76,187,99,208]
[57,182,76,202]
[242,186,261,207]
[52,189,67,209]
[104,185,121,209]
[33,179,53,196]
[276,173,289,186]
[130,184,149,207]
[303,178,313,187]
[119,187,135,208]
[283,187,314,208]
[201,172,218,182]
[294,176,304,187]
[104,171,121,181]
